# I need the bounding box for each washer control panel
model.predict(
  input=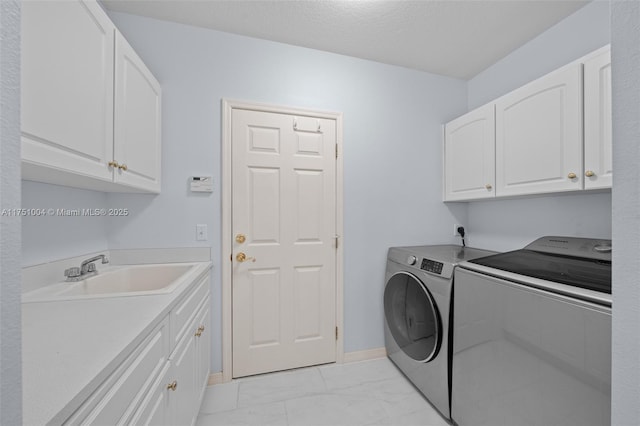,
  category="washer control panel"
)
[421,258,444,275]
